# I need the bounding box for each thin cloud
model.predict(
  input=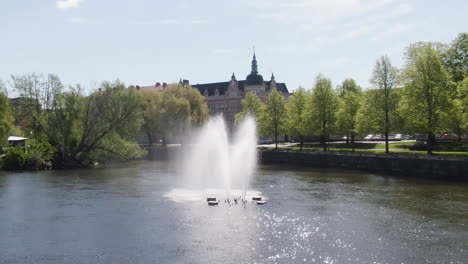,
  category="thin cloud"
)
[212,49,233,54]
[57,0,82,9]
[68,17,95,25]
[134,19,207,25]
